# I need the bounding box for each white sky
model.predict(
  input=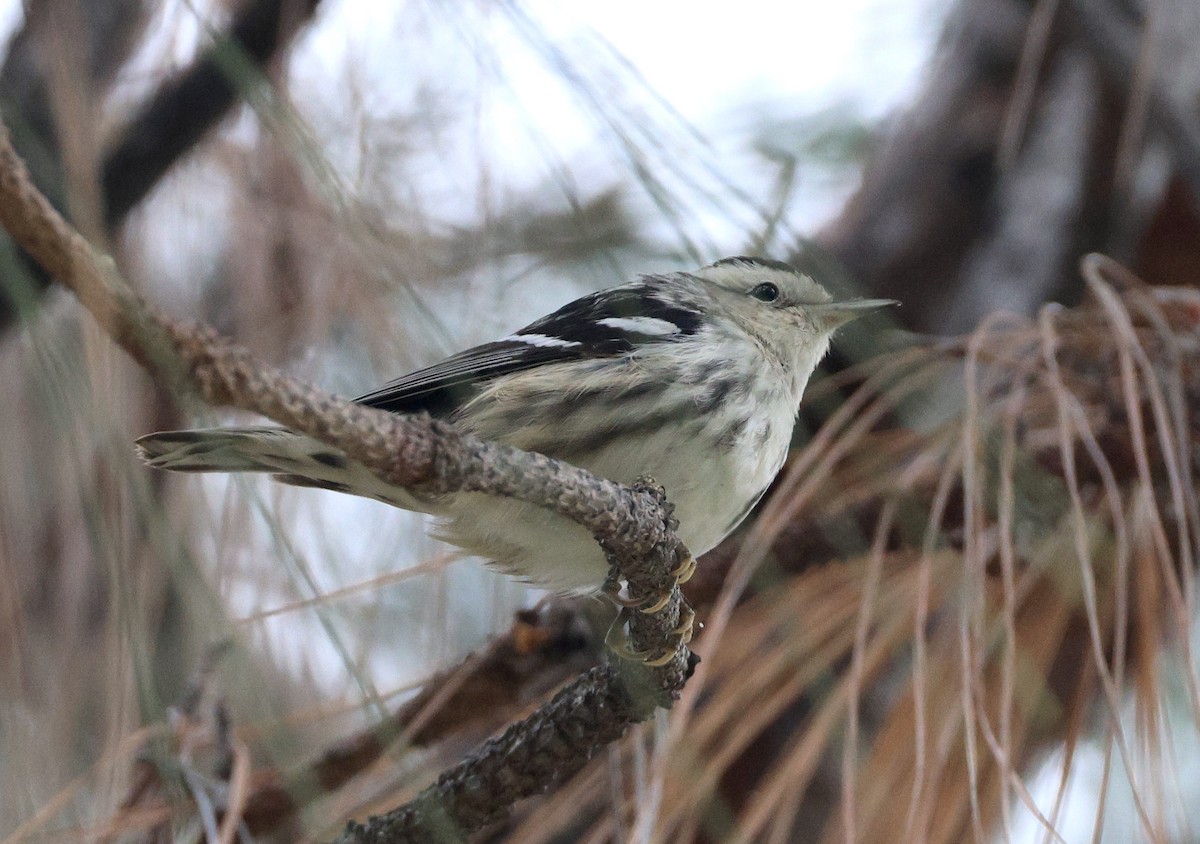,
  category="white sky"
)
[0,0,947,276]
[0,0,944,241]
[290,0,946,253]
